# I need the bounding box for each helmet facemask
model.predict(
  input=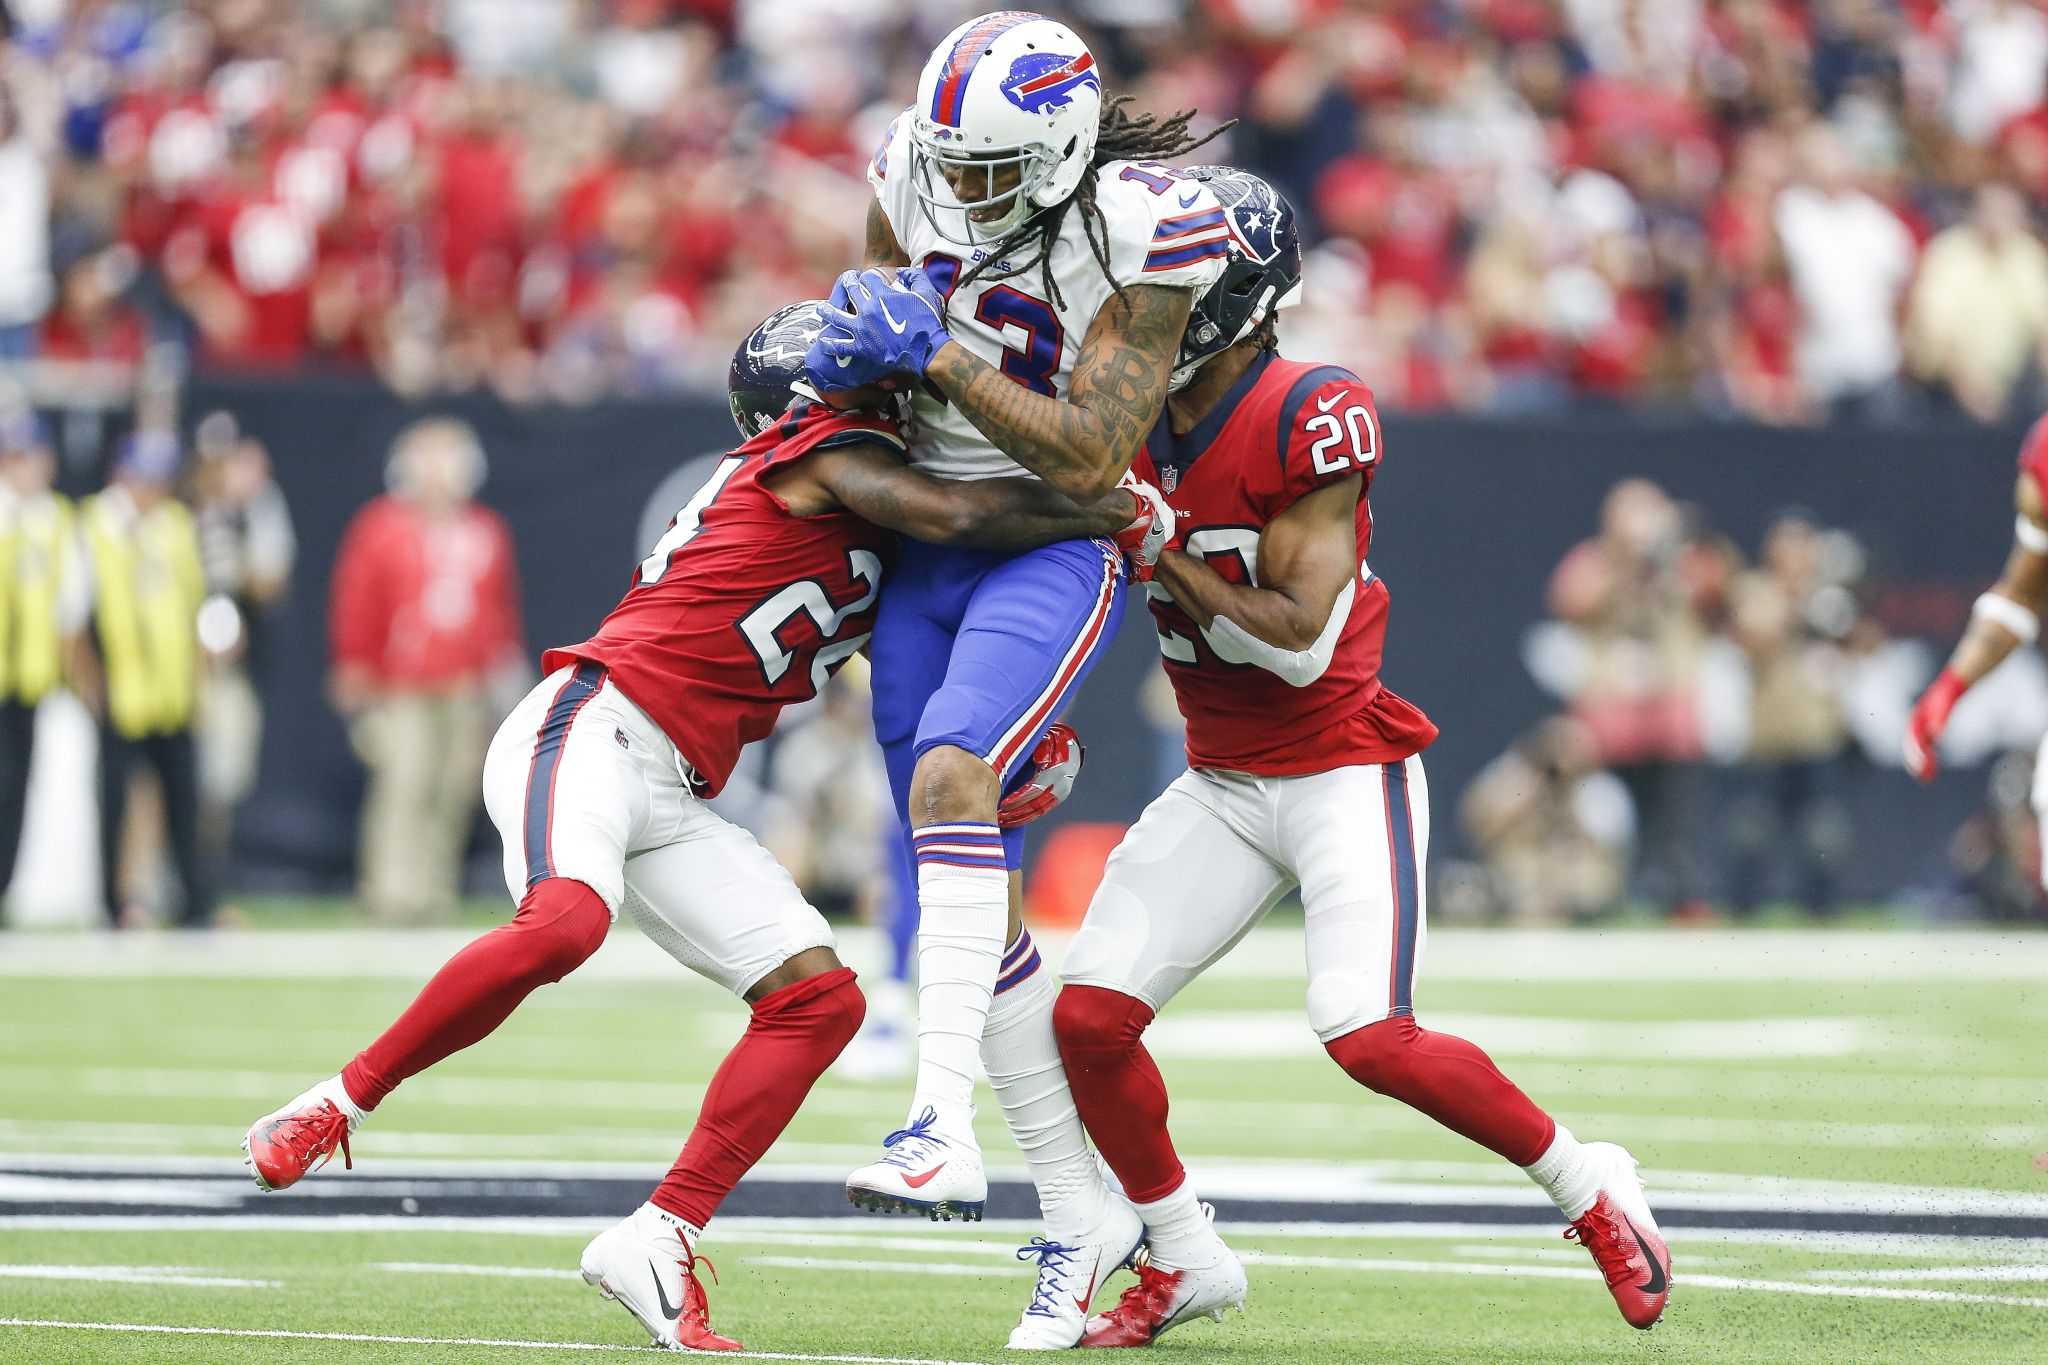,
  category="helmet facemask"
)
[909,118,1073,247]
